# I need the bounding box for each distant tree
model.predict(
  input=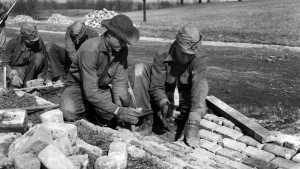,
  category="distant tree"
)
[238,0,242,1]
[207,0,211,3]
[199,0,202,3]
[181,0,184,5]
[14,0,39,19]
